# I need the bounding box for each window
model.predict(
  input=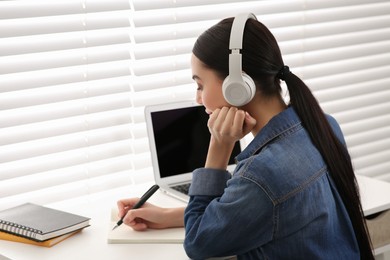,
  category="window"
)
[1,0,389,210]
